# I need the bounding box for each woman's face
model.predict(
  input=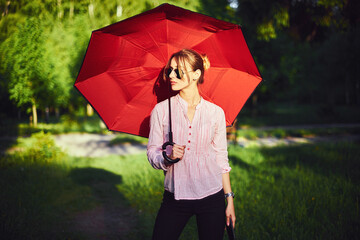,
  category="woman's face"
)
[168,58,197,91]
